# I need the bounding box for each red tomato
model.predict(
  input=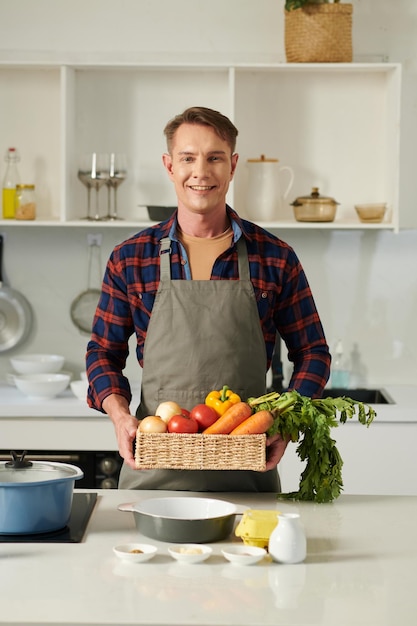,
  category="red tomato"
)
[180,408,191,418]
[190,404,218,431]
[168,413,199,434]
